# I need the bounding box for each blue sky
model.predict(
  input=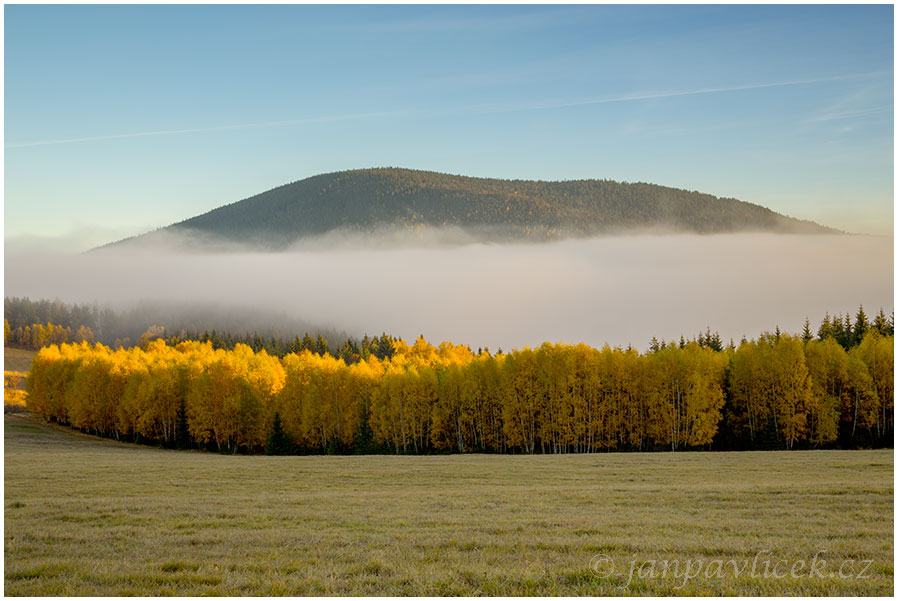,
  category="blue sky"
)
[4,4,894,246]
